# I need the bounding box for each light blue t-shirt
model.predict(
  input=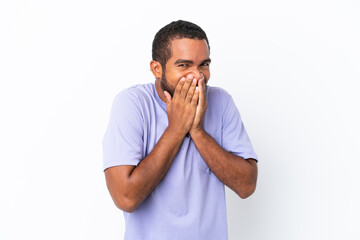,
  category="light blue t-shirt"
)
[103,83,257,240]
